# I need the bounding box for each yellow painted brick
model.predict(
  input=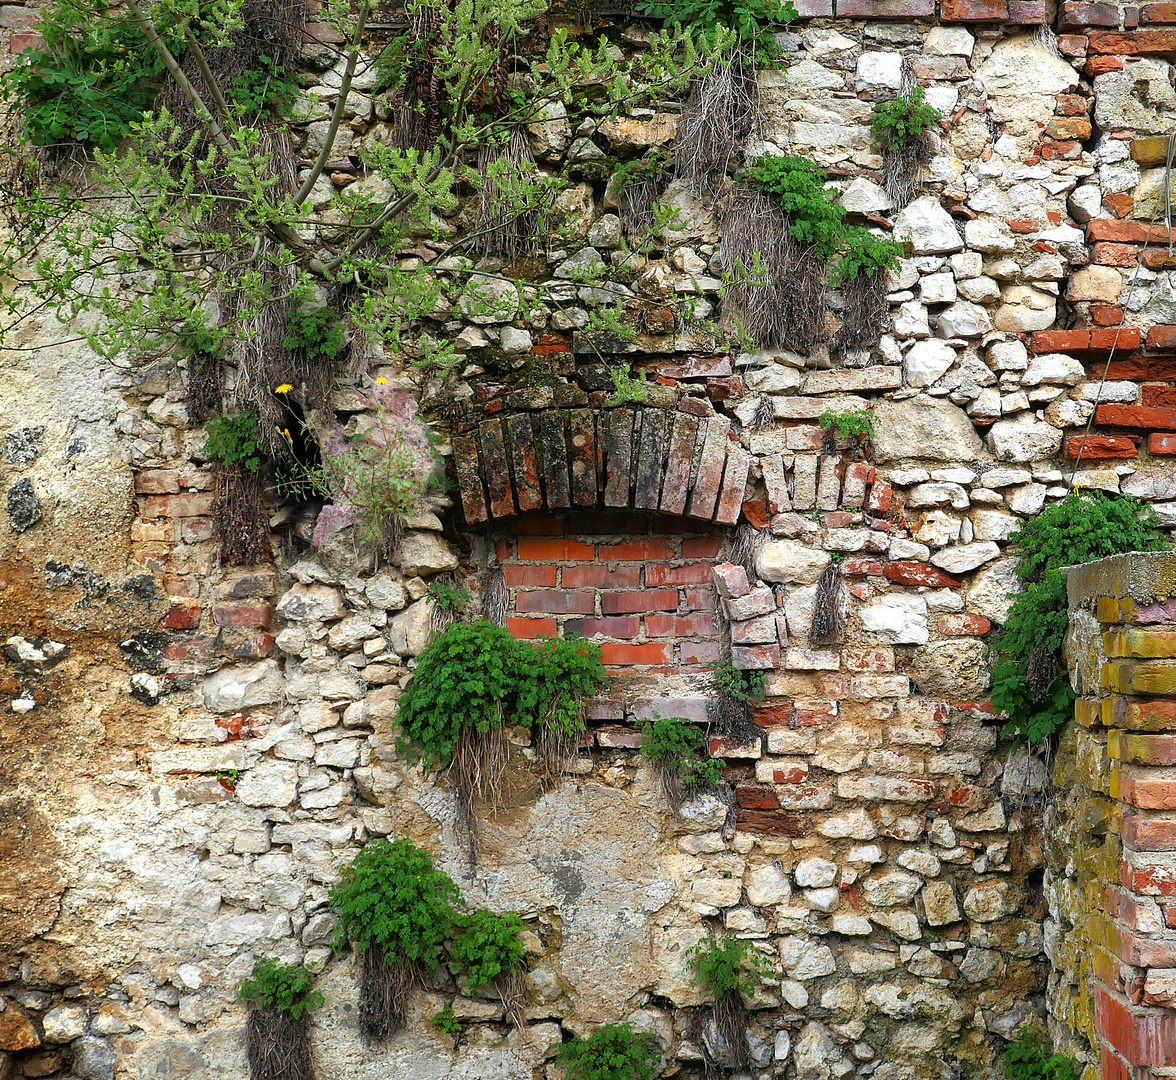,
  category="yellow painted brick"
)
[1101,662,1127,691]
[1096,596,1122,624]
[1103,628,1176,659]
[1125,660,1176,695]
[1075,697,1102,727]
